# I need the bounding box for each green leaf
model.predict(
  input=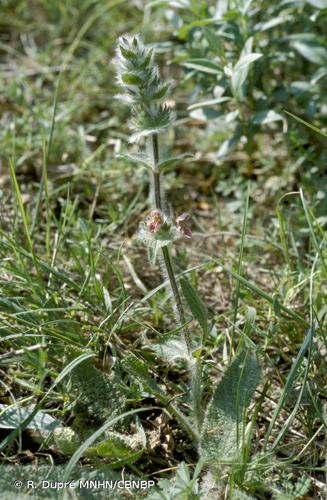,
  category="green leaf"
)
[0,405,60,432]
[251,110,284,125]
[231,53,262,97]
[232,488,255,500]
[217,131,241,158]
[232,489,256,500]
[122,73,143,85]
[311,66,327,84]
[292,40,327,65]
[293,475,311,496]
[9,159,37,268]
[179,18,218,40]
[70,358,126,425]
[234,53,263,73]
[158,153,193,173]
[51,427,81,455]
[117,152,152,169]
[121,355,165,398]
[189,107,221,121]
[153,461,202,498]
[188,97,230,111]
[0,351,96,453]
[63,407,156,480]
[146,0,189,9]
[230,37,262,99]
[202,27,225,57]
[85,431,143,463]
[130,105,176,142]
[182,58,223,75]
[150,337,189,363]
[306,0,327,8]
[180,278,208,335]
[151,83,170,100]
[142,225,181,266]
[254,16,291,33]
[200,350,261,463]
[284,110,327,138]
[265,325,314,450]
